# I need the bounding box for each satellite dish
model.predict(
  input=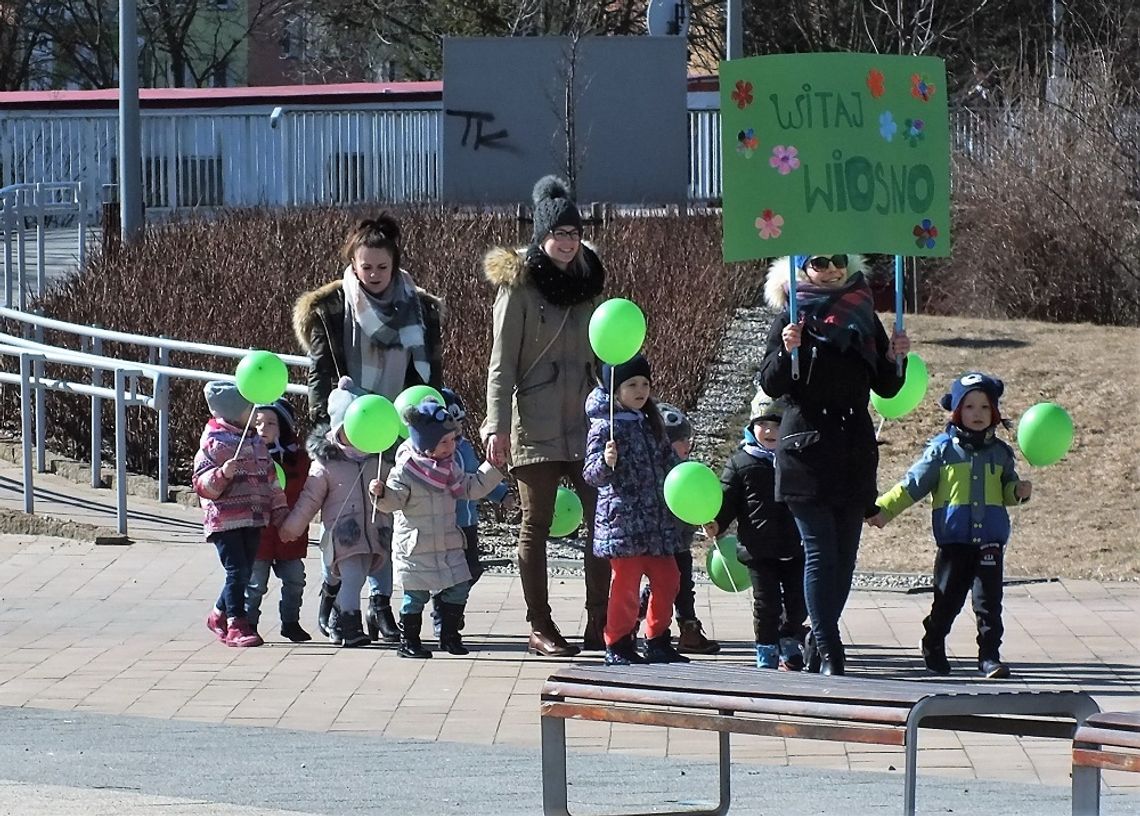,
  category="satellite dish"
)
[646,0,690,37]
